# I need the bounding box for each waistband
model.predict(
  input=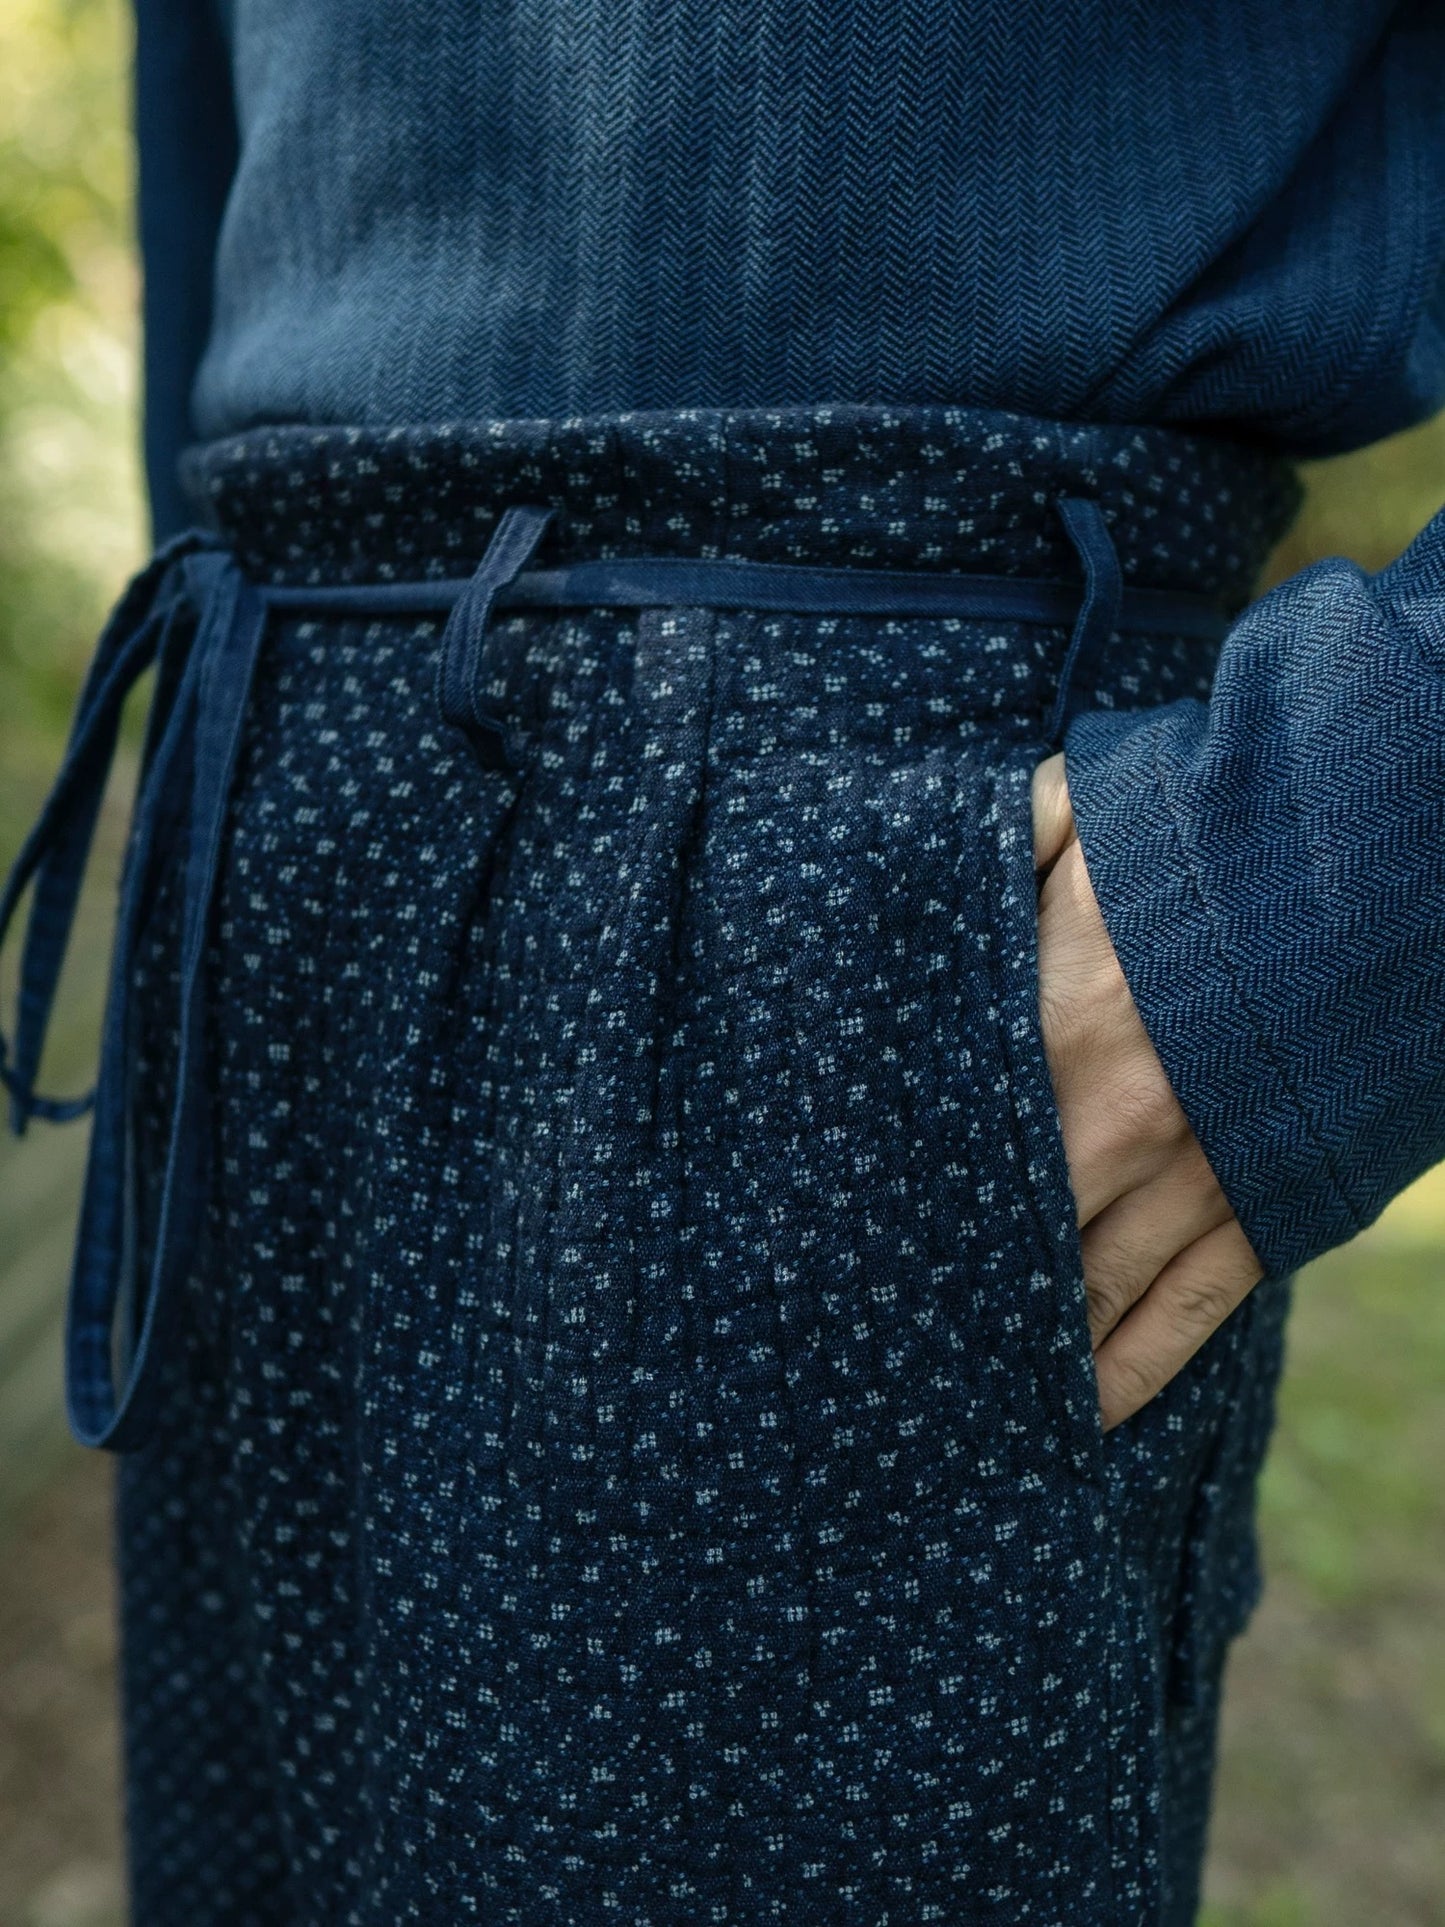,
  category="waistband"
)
[4,403,1298,1455]
[182,403,1299,603]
